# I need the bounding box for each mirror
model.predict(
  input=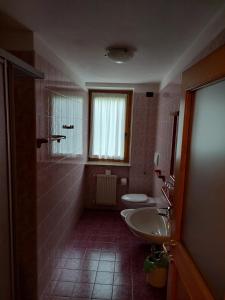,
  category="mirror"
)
[170,111,179,179]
